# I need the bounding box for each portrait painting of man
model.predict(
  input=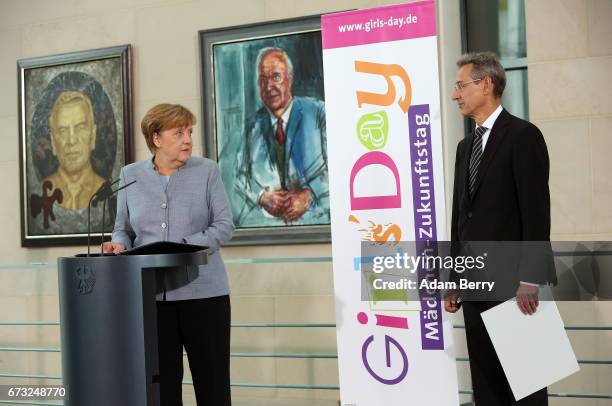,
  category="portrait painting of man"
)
[19,45,132,246]
[201,22,329,244]
[44,90,105,209]
[234,47,328,227]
